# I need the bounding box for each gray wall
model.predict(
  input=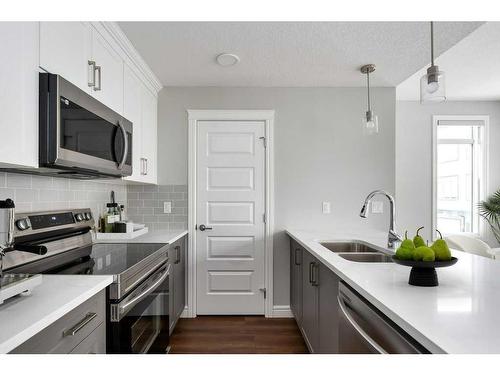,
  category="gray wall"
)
[158,87,396,306]
[396,101,500,245]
